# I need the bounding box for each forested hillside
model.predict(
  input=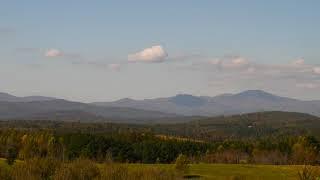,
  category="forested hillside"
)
[1,111,320,165]
[152,111,320,140]
[1,111,320,139]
